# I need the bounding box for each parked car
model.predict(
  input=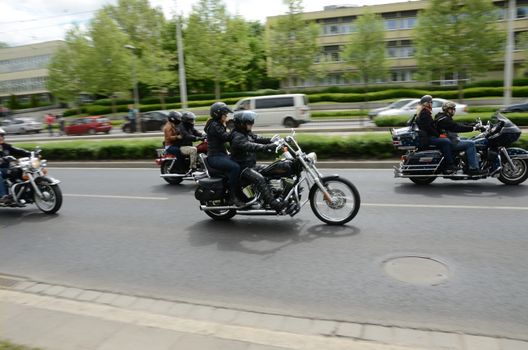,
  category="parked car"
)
[368,99,416,119]
[500,100,528,113]
[233,94,310,128]
[64,116,112,136]
[0,117,43,134]
[376,98,468,118]
[122,110,169,133]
